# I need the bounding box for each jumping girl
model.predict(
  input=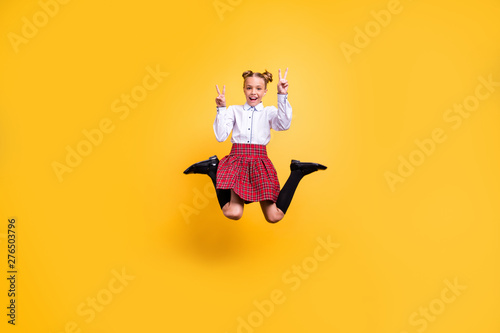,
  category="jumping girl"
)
[184,68,326,223]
